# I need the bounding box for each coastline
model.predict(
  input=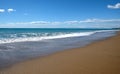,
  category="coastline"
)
[0,32,120,74]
